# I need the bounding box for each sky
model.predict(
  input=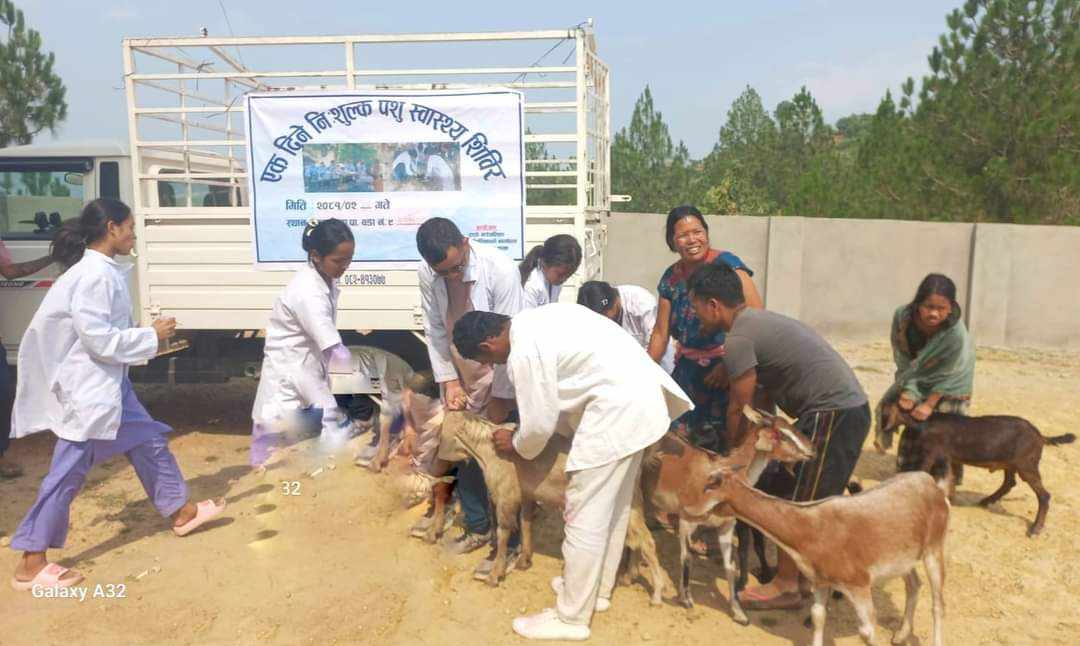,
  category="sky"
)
[15,0,957,158]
